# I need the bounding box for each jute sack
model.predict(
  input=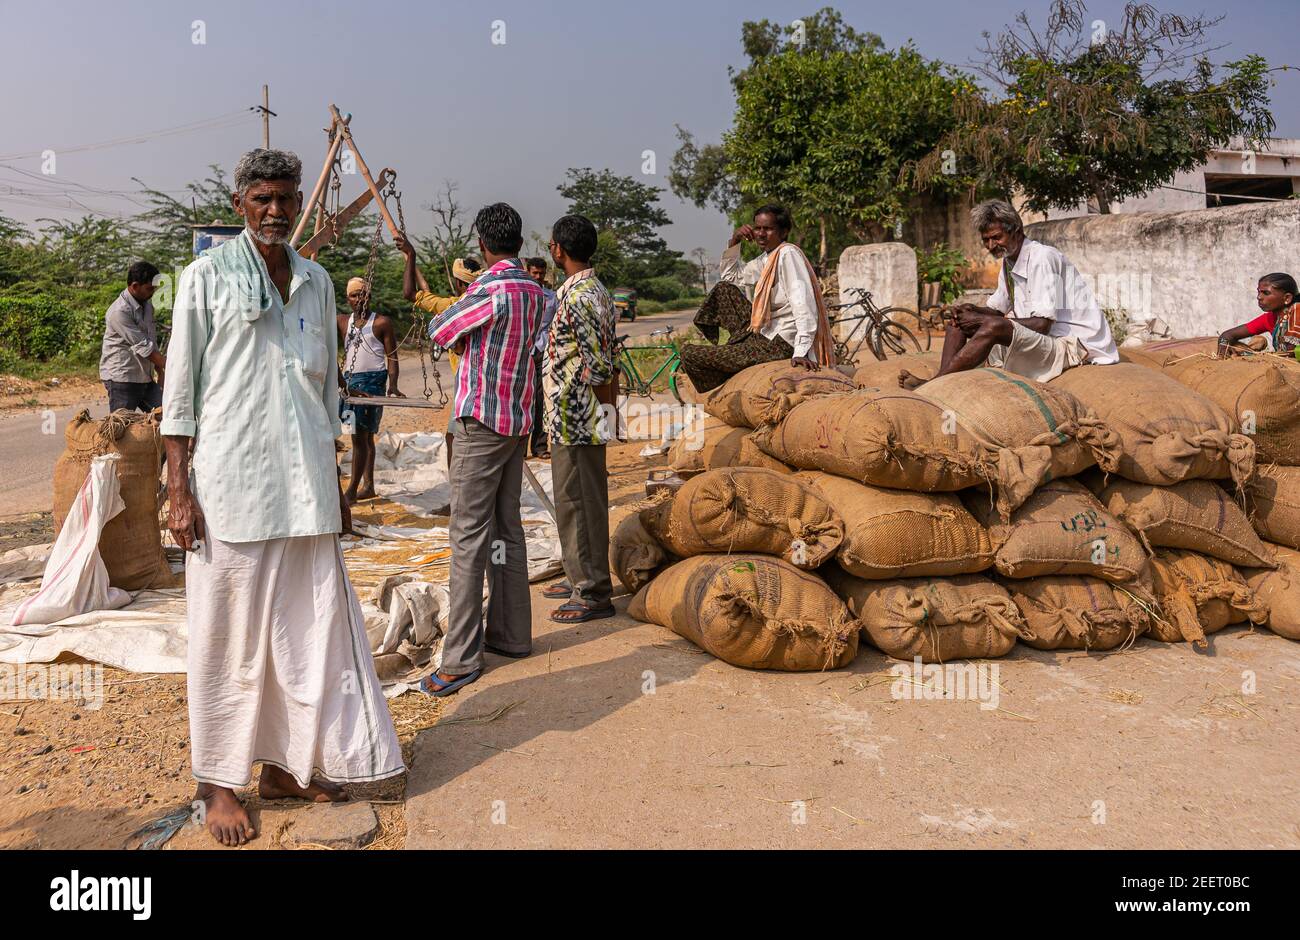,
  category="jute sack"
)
[609,512,672,595]
[53,409,174,591]
[796,471,994,579]
[915,368,1121,518]
[827,569,1031,662]
[667,419,739,473]
[1146,549,1267,648]
[1243,543,1300,641]
[1006,576,1151,651]
[627,554,859,670]
[751,387,993,493]
[1162,353,1300,466]
[967,479,1149,583]
[640,467,843,567]
[1248,465,1300,549]
[1098,478,1276,568]
[701,359,857,429]
[852,351,943,390]
[1119,337,1218,370]
[1050,363,1255,488]
[735,434,793,474]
